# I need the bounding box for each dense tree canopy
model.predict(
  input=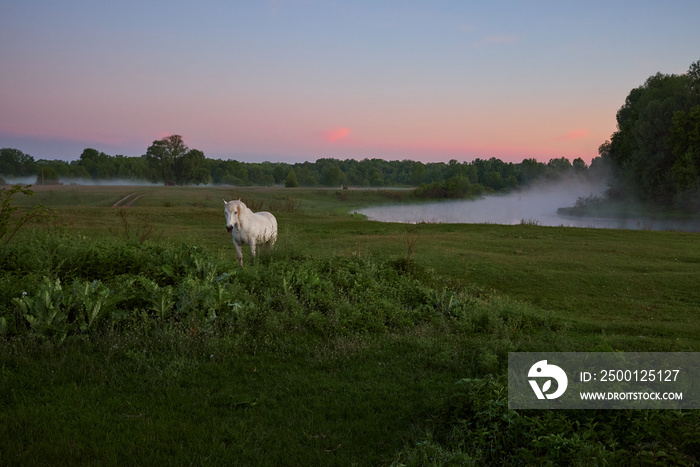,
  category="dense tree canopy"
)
[0,148,35,177]
[670,103,700,205]
[602,59,700,208]
[145,135,209,186]
[2,136,606,197]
